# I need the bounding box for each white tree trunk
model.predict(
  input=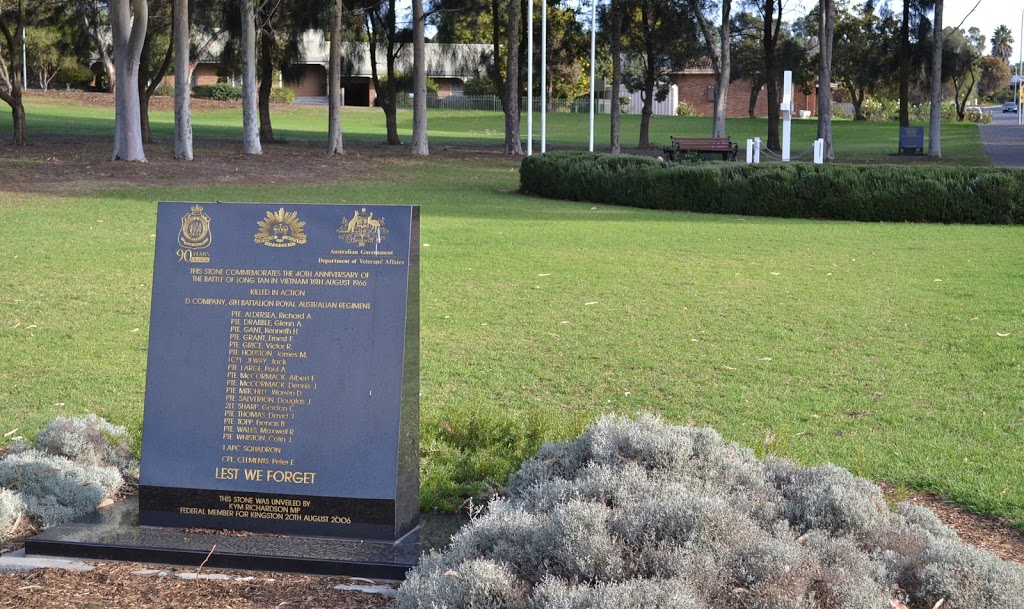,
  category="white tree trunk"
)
[173,0,193,160]
[713,0,732,139]
[410,0,429,155]
[817,0,835,160]
[928,0,943,158]
[241,0,262,155]
[327,0,344,156]
[111,0,148,162]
